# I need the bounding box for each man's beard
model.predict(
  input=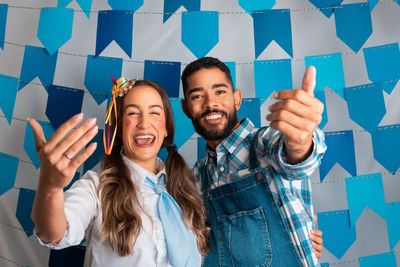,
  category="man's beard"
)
[191,109,239,141]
